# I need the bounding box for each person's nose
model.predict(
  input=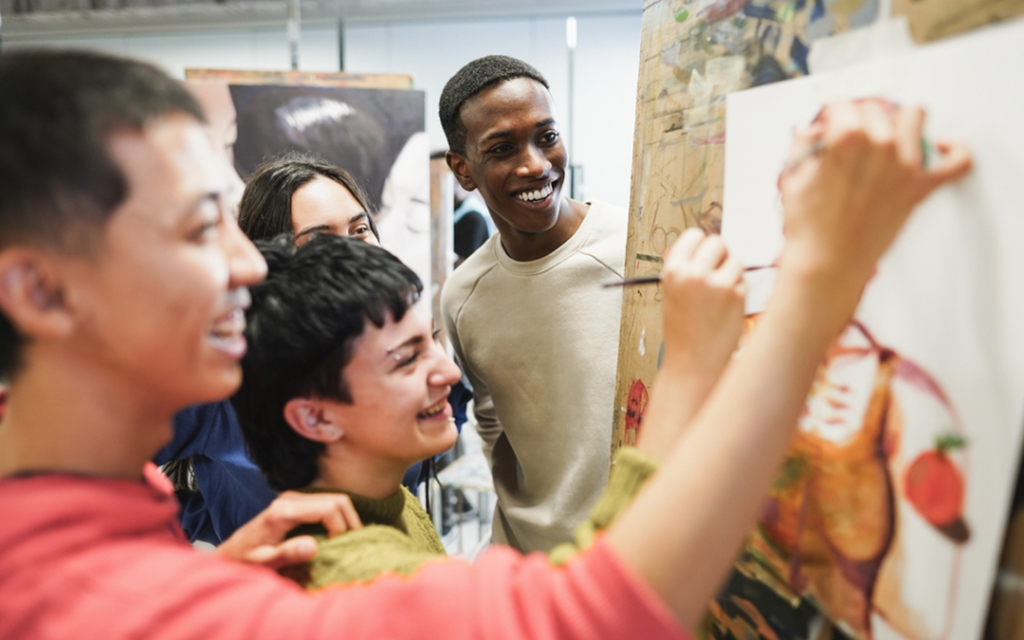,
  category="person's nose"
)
[222,213,267,289]
[516,143,551,179]
[428,348,463,389]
